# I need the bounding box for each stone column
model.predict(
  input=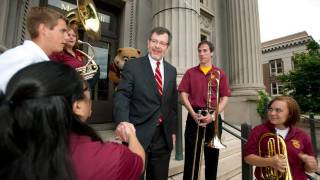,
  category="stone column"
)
[215,0,228,72]
[0,0,31,50]
[218,0,264,126]
[120,0,137,47]
[151,0,200,159]
[151,0,200,76]
[0,0,9,49]
[225,0,264,96]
